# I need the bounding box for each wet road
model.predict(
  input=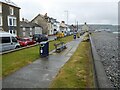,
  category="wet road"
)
[2,34,86,88]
